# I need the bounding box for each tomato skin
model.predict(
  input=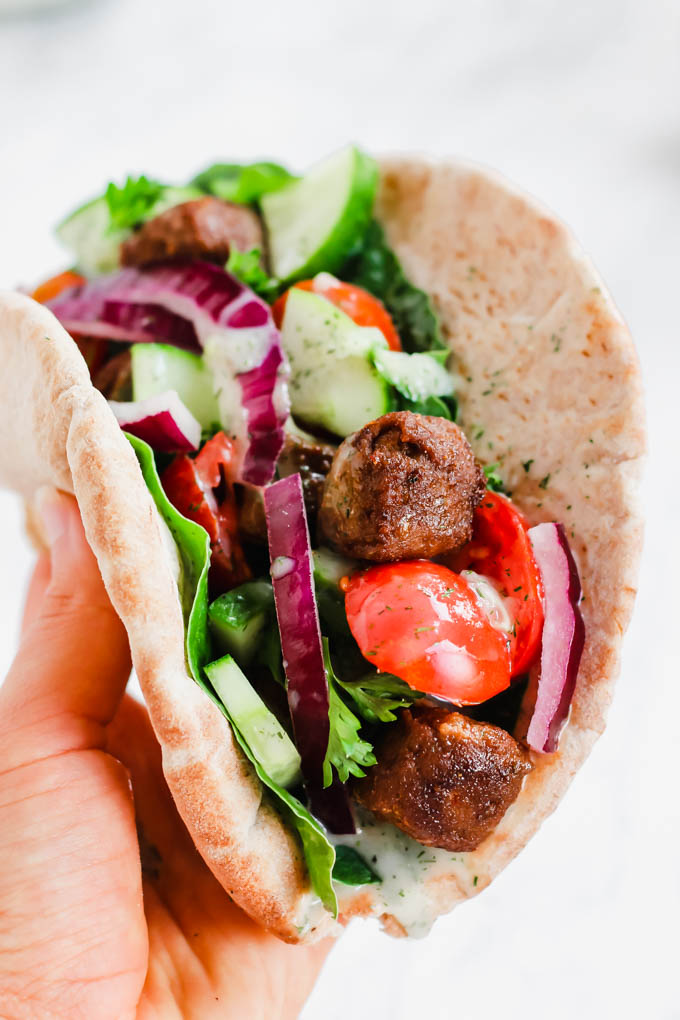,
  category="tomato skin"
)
[345,561,512,705]
[447,491,544,677]
[161,432,250,596]
[272,277,402,351]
